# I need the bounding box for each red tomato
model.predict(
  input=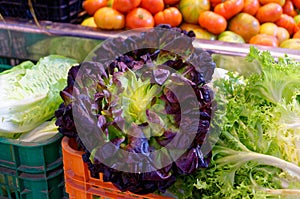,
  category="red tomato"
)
[198,11,227,34]
[126,8,154,29]
[113,0,141,13]
[292,0,300,9]
[276,14,298,35]
[140,0,164,14]
[83,0,108,16]
[249,34,279,47]
[210,0,222,7]
[242,0,260,16]
[256,3,282,23]
[293,30,300,38]
[154,7,182,27]
[214,0,244,20]
[294,25,300,33]
[163,0,180,5]
[259,0,285,6]
[283,0,297,17]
